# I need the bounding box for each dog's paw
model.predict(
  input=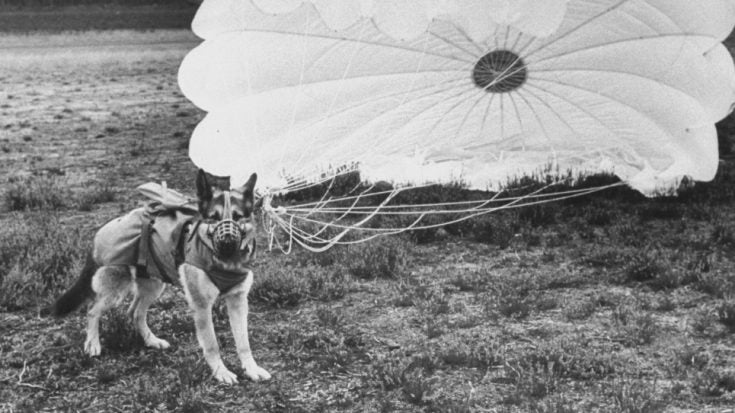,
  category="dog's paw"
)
[243,364,271,382]
[84,339,101,357]
[213,367,239,385]
[145,337,171,350]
